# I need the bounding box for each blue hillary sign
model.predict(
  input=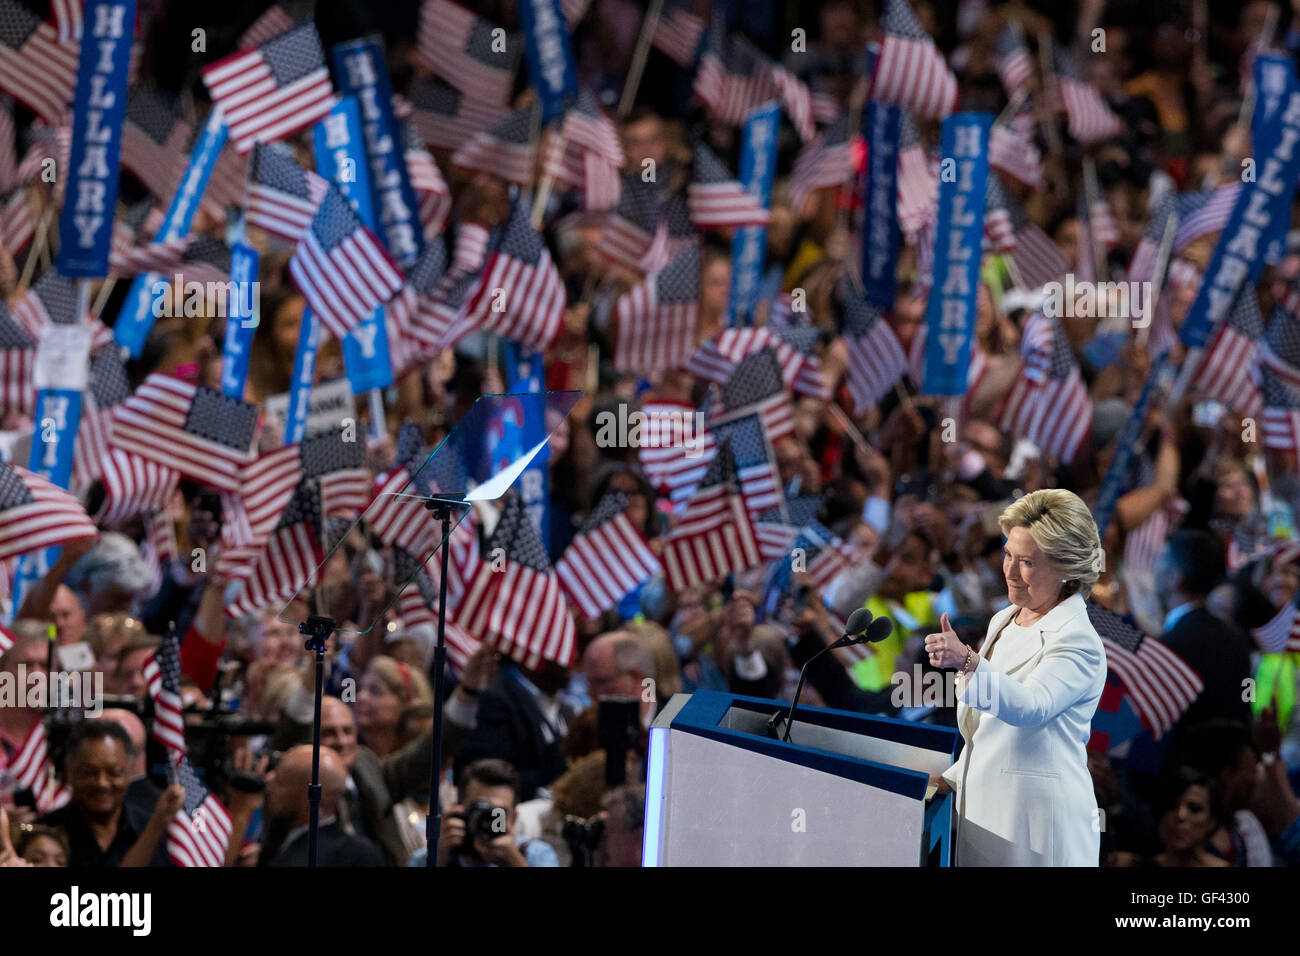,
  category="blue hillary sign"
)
[922,113,992,396]
[862,98,901,312]
[285,309,321,446]
[12,388,85,610]
[56,0,136,278]
[502,342,549,548]
[331,37,424,269]
[1255,53,1296,266]
[1181,80,1300,349]
[518,0,579,125]
[727,102,780,326]
[313,96,394,393]
[114,108,229,357]
[220,242,259,398]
